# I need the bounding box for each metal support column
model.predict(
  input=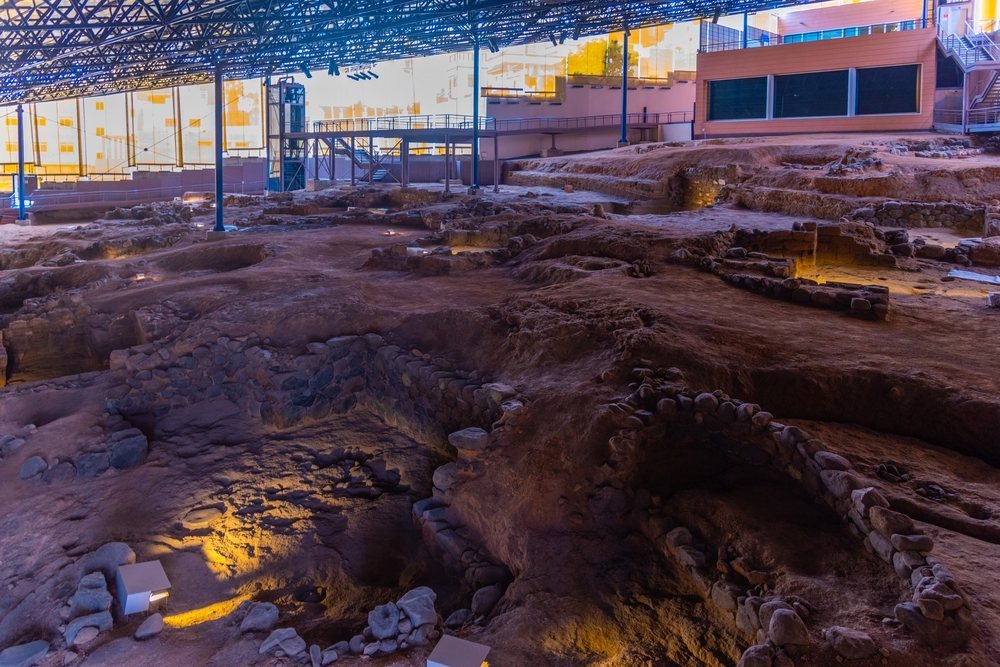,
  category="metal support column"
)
[368,135,374,184]
[444,132,450,193]
[962,72,969,134]
[619,27,629,147]
[493,133,499,194]
[351,137,356,186]
[471,38,481,192]
[16,103,26,222]
[402,140,409,186]
[742,12,748,49]
[214,67,225,233]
